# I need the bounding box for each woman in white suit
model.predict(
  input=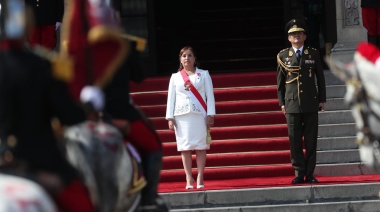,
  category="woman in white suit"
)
[166,46,216,189]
